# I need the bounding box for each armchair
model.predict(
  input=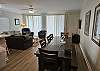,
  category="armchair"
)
[22,28,34,37]
[72,34,80,44]
[38,30,47,39]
